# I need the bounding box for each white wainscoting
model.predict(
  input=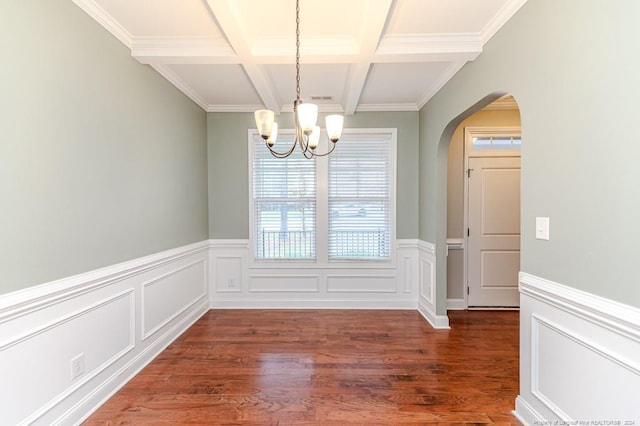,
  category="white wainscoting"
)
[0,238,454,423]
[208,239,423,310]
[0,241,209,425]
[416,240,449,329]
[515,272,640,424]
